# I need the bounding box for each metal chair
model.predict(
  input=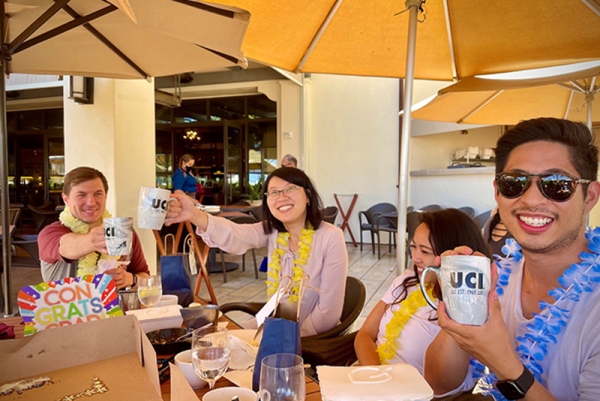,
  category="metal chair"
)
[418,204,442,212]
[473,210,493,232]
[374,212,397,259]
[322,206,338,225]
[217,214,259,281]
[458,206,476,217]
[27,205,60,233]
[11,234,40,268]
[357,203,397,253]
